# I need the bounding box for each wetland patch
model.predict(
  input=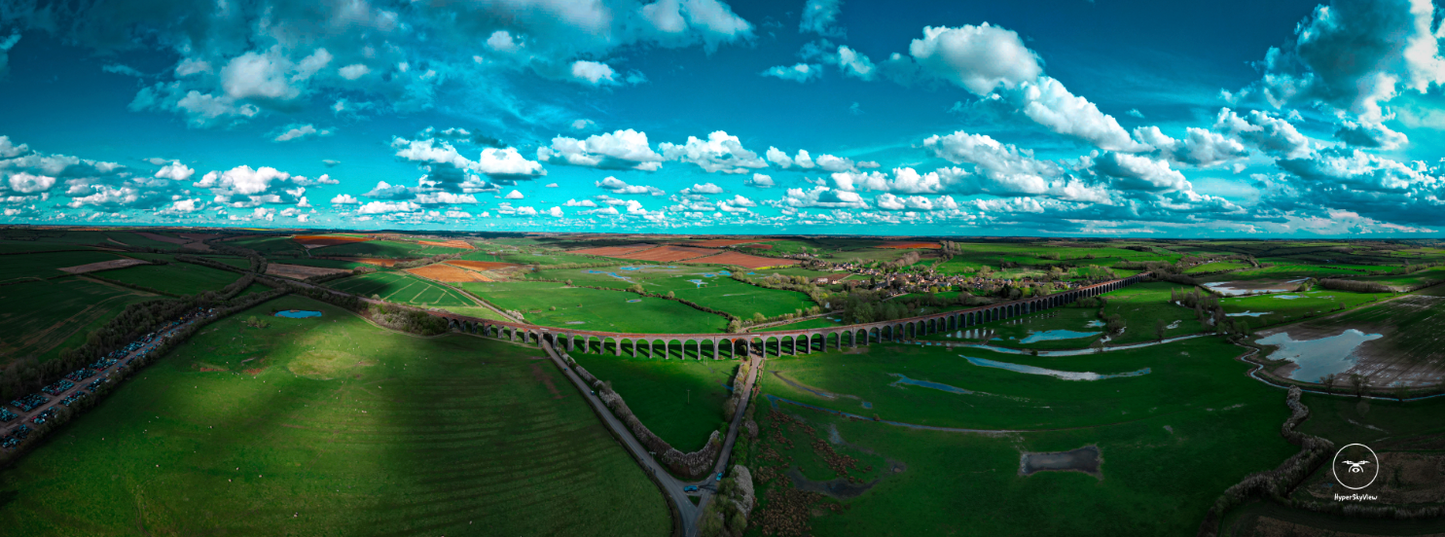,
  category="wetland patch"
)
[1020,445,1102,478]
